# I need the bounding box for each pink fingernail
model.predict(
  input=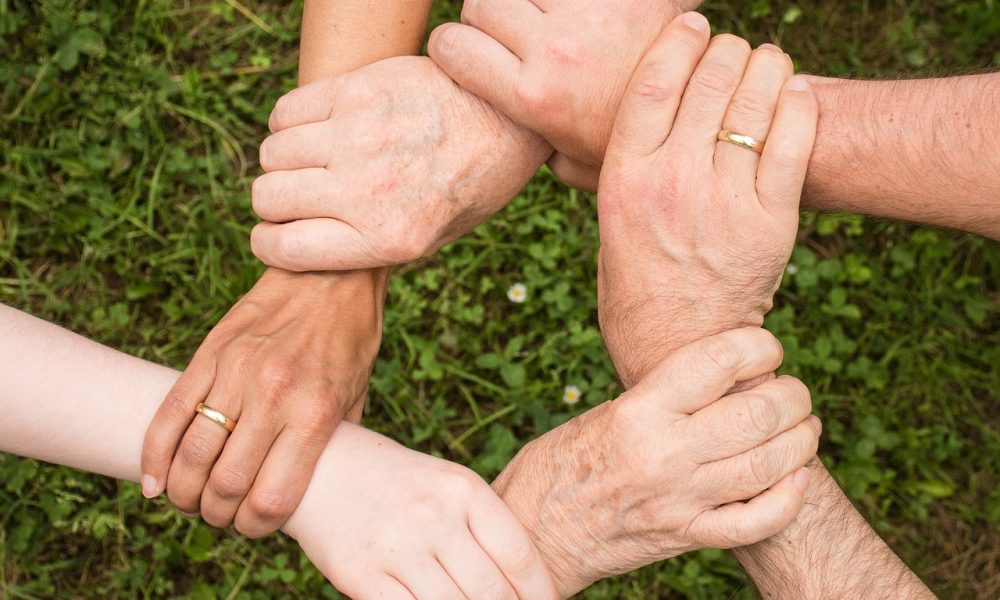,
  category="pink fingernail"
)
[786,76,810,91]
[681,12,709,32]
[793,467,811,492]
[141,474,161,499]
